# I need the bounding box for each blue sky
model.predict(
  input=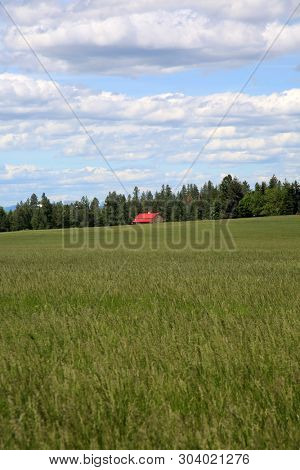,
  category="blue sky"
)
[0,0,300,206]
